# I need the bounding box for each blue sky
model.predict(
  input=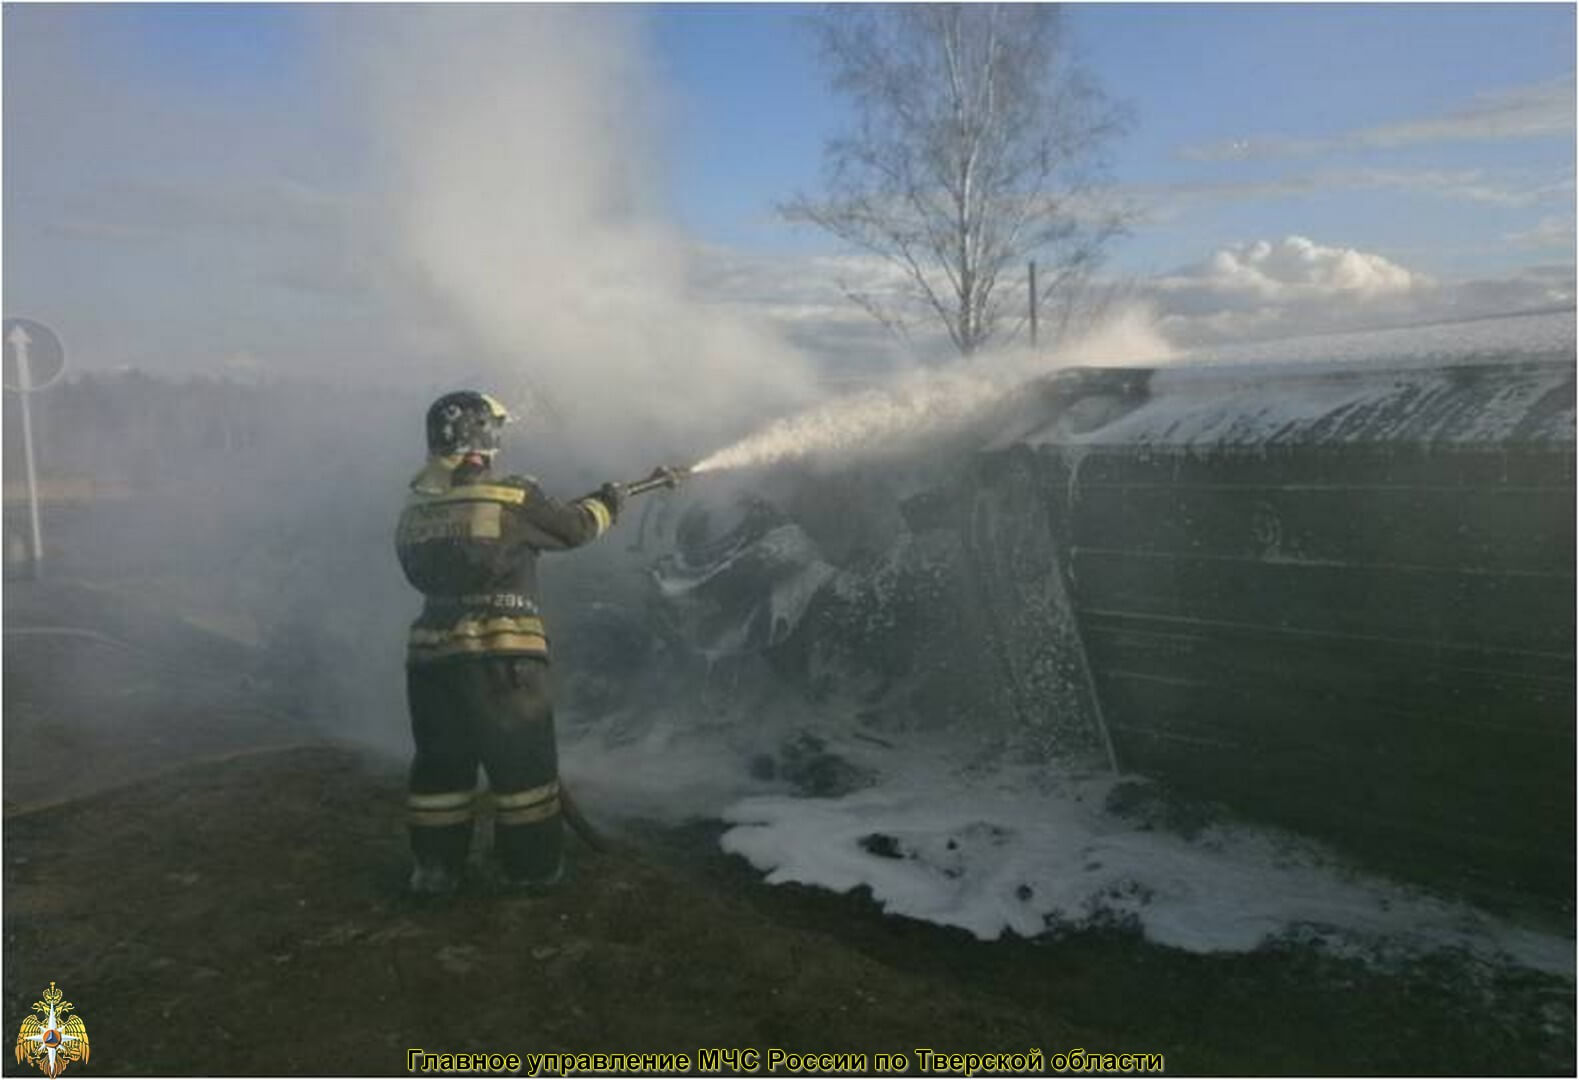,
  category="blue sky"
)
[3,4,1574,377]
[643,3,1575,274]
